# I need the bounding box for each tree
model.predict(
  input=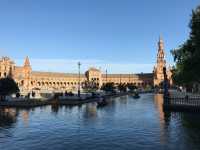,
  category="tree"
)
[127,83,137,91]
[118,83,127,92]
[101,82,115,92]
[82,80,98,93]
[0,77,20,100]
[171,5,200,91]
